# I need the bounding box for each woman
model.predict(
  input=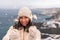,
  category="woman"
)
[2,7,41,40]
